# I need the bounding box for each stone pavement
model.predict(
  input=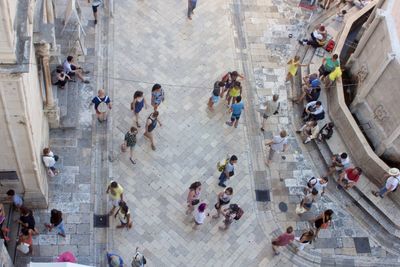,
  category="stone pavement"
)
[107,1,400,267]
